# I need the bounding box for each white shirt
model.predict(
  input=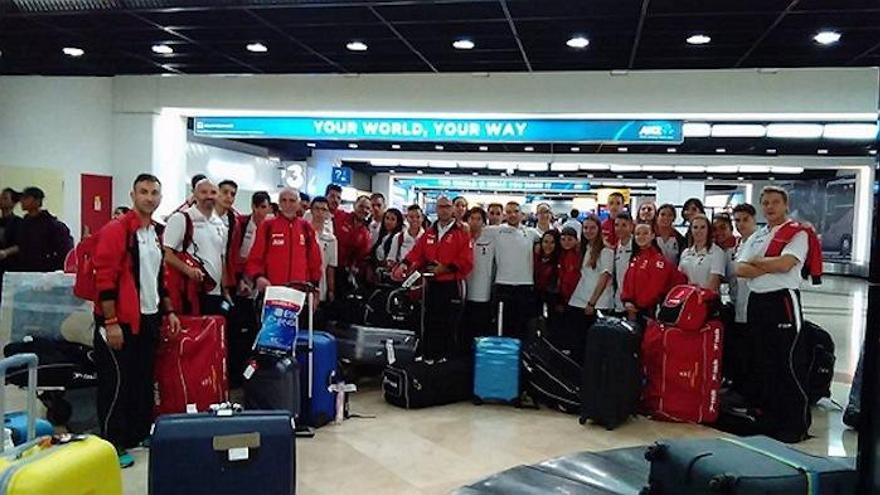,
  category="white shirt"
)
[657,234,683,265]
[239,216,259,261]
[303,210,333,236]
[373,232,396,263]
[536,223,554,236]
[389,228,424,263]
[736,225,808,294]
[562,218,583,239]
[613,238,634,312]
[317,231,338,302]
[569,247,614,310]
[436,220,455,241]
[369,219,383,246]
[491,224,541,285]
[679,244,727,290]
[467,231,496,302]
[137,225,162,315]
[163,205,227,296]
